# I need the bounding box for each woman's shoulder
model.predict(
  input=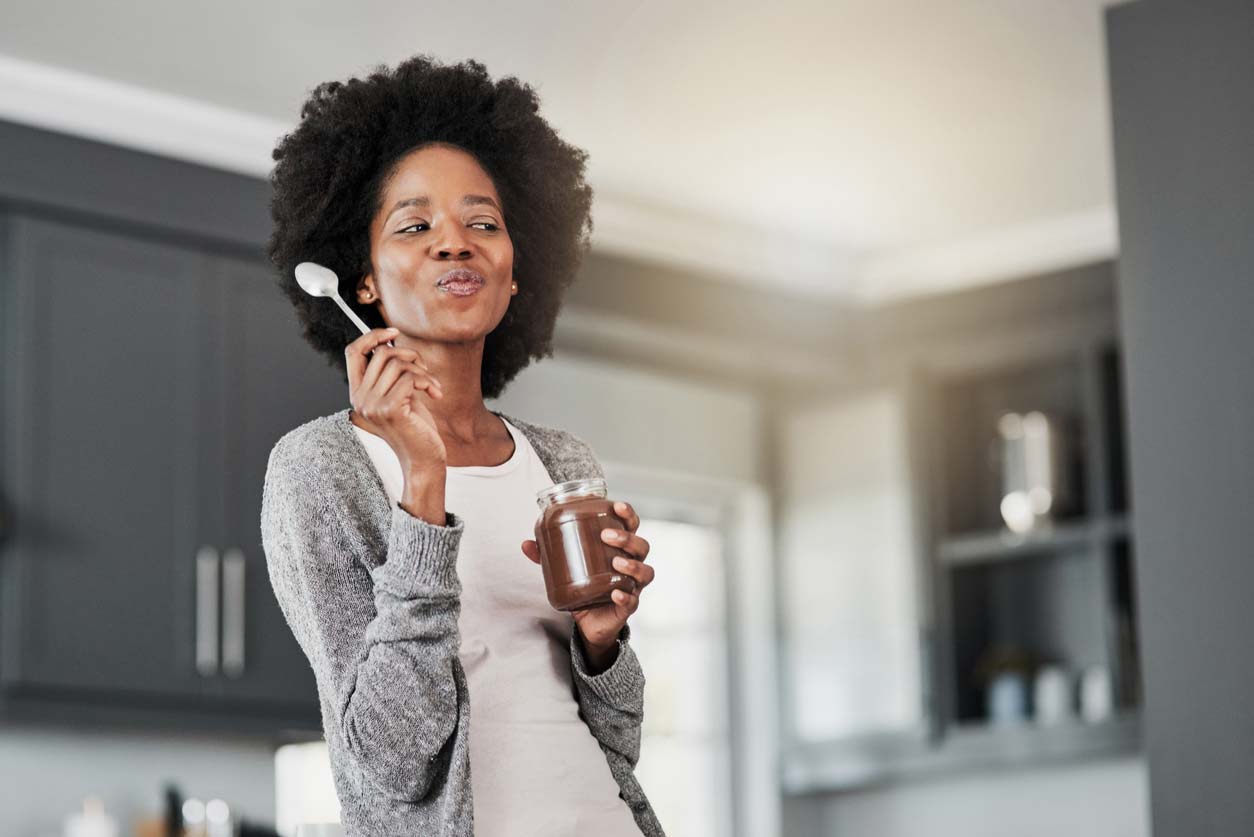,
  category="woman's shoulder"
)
[493,411,606,484]
[266,407,356,484]
[494,410,586,451]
